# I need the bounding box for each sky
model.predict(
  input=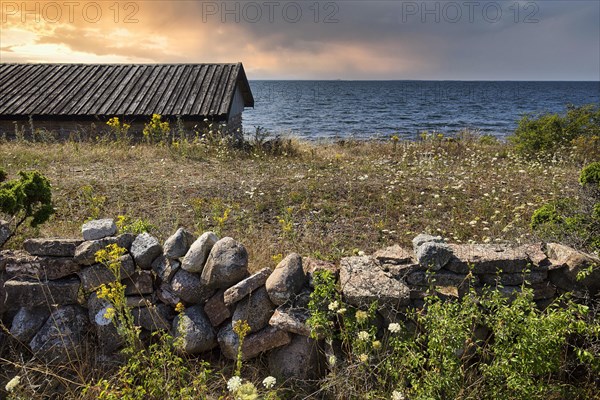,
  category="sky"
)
[0,0,599,80]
